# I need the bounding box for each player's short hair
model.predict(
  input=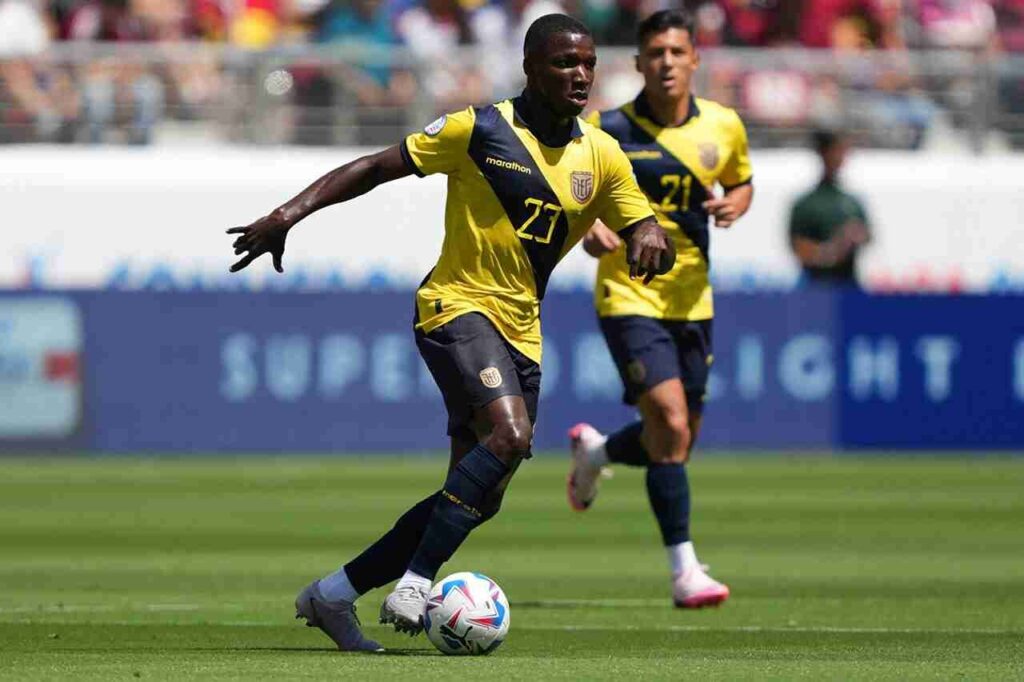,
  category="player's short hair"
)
[636,9,697,47]
[523,14,592,58]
